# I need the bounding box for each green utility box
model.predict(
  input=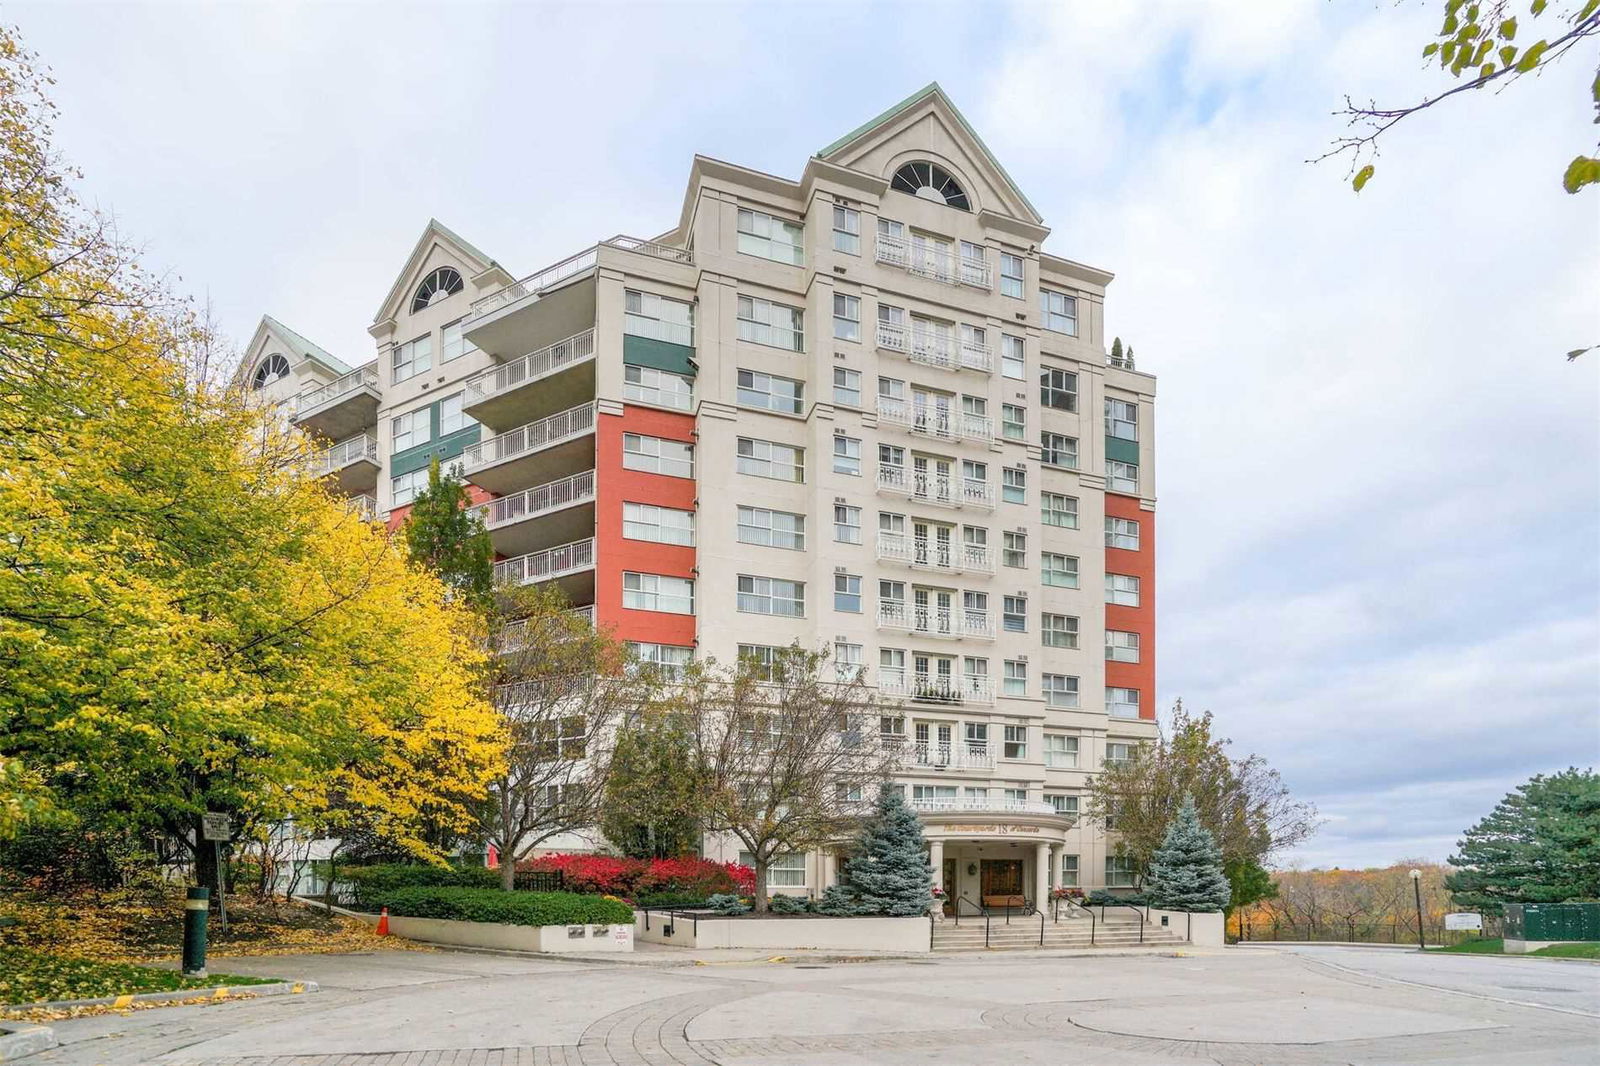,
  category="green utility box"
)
[1504,903,1600,952]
